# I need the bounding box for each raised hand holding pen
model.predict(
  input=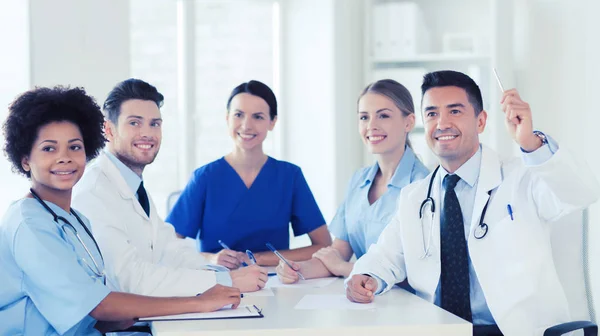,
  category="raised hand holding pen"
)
[500,89,542,152]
